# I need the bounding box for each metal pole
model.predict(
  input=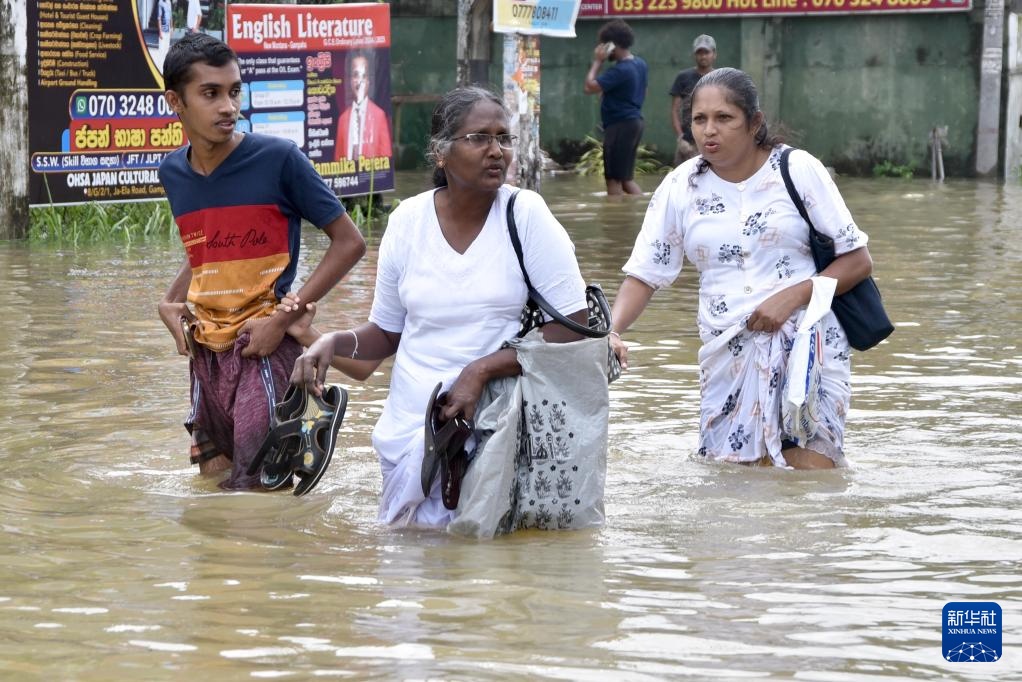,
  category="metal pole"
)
[1,0,30,239]
[976,0,1005,176]
[456,0,478,86]
[936,134,945,182]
